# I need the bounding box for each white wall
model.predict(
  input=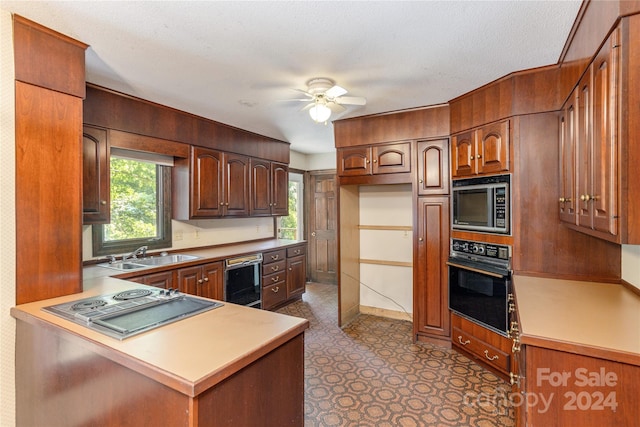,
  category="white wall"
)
[0,8,16,426]
[290,150,335,171]
[622,245,640,290]
[359,185,413,318]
